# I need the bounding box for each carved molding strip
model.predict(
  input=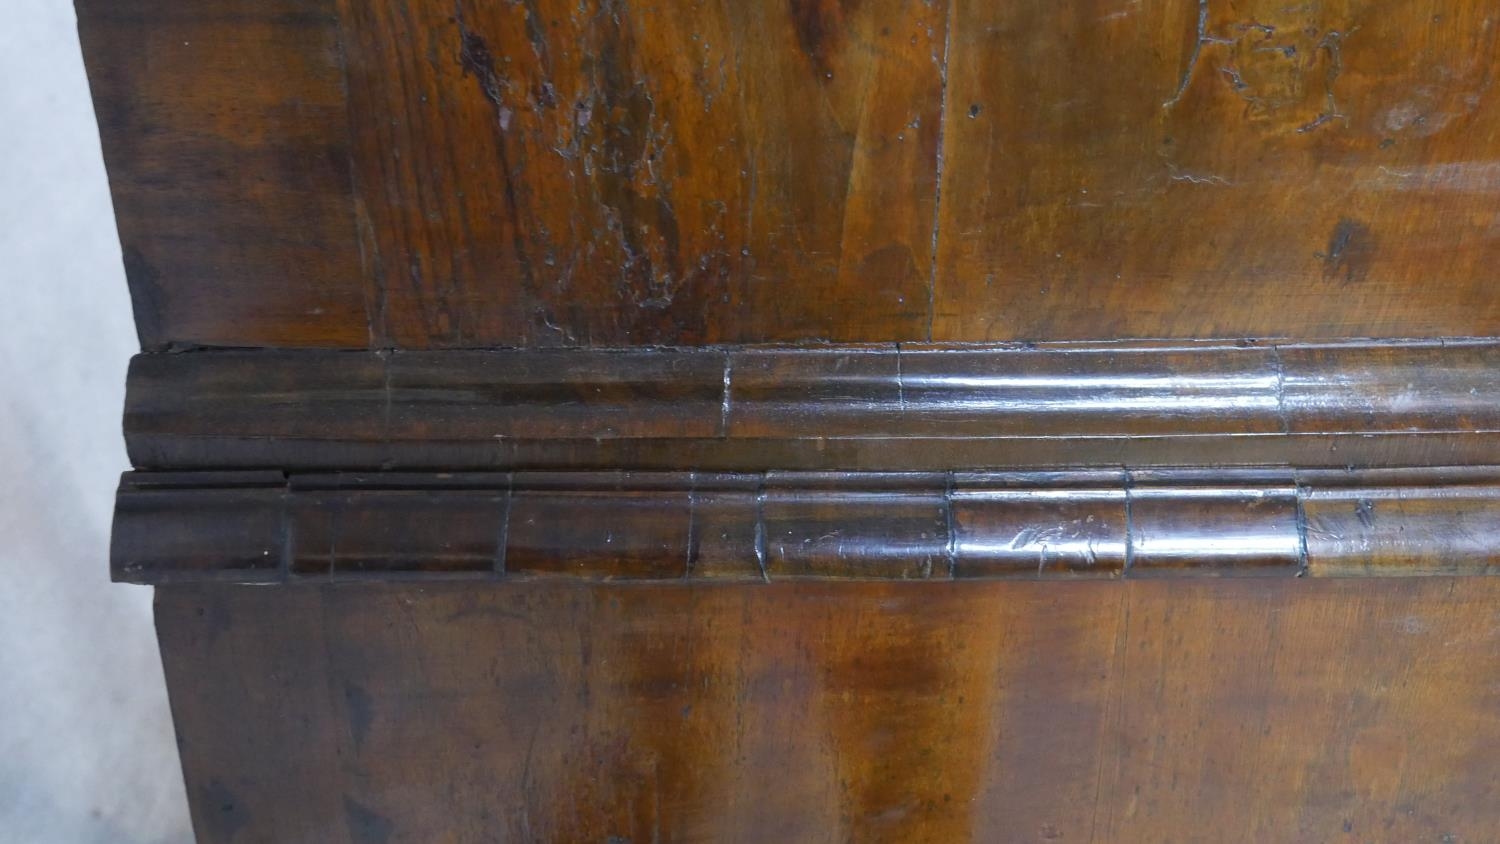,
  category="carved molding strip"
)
[124,340,1500,471]
[112,467,1500,583]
